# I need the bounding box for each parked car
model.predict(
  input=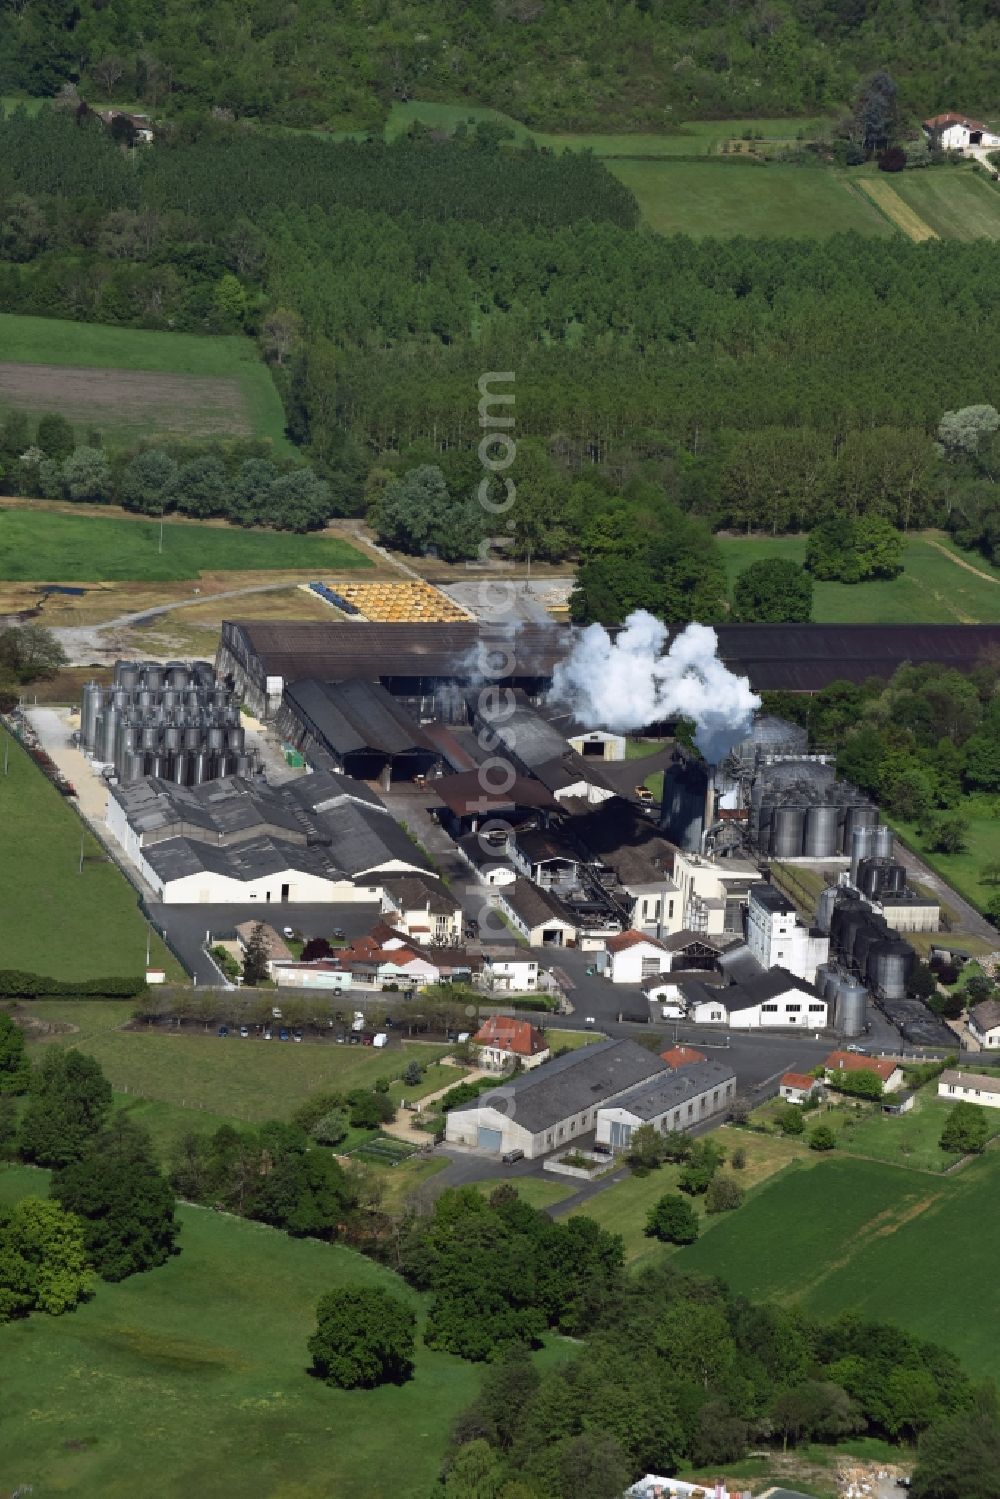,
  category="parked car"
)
[217,1025,229,1038]
[502,1149,524,1164]
[282,926,294,939]
[332,927,345,940]
[584,1015,596,1028]
[593,1141,612,1155]
[239,1025,249,1038]
[372,1032,388,1048]
[278,1027,290,1041]
[263,1027,272,1040]
[635,784,653,803]
[292,1028,303,1043]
